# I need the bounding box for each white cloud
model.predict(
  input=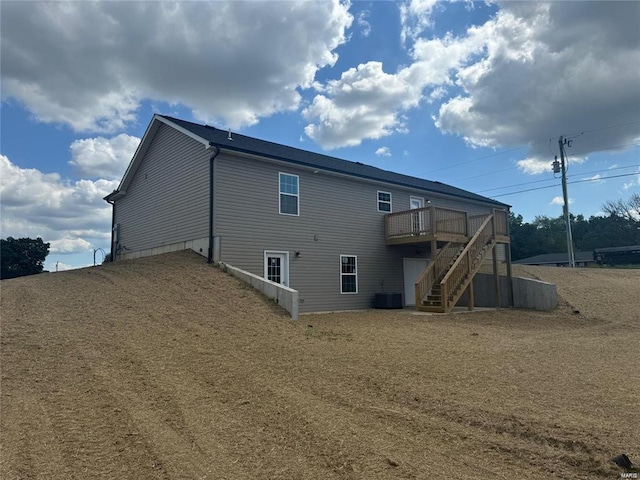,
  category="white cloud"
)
[517,158,553,175]
[399,0,439,44]
[303,62,420,148]
[50,262,78,272]
[550,196,573,206]
[69,134,140,180]
[517,153,587,176]
[0,1,353,132]
[435,2,640,167]
[303,15,489,148]
[305,1,640,160]
[50,237,93,254]
[375,147,392,157]
[357,10,371,37]
[582,174,602,183]
[0,154,116,253]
